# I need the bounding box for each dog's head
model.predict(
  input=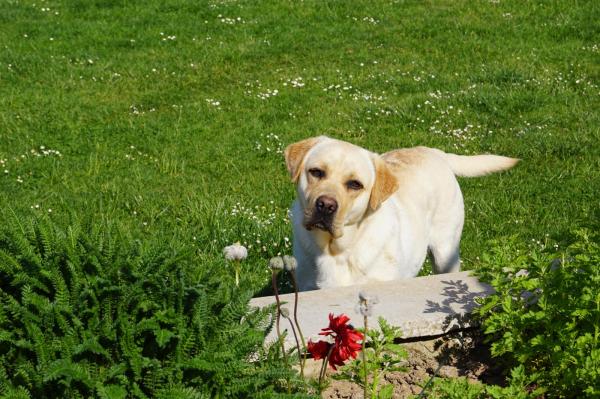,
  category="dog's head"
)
[284,136,398,238]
